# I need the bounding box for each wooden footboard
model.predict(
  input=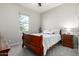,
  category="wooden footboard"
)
[22,33,43,56]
